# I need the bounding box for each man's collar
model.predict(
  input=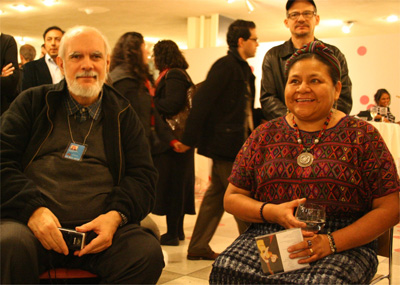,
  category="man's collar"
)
[45,53,57,64]
[64,90,103,121]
